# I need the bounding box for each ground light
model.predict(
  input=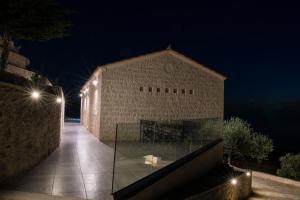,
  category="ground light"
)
[56,97,62,103]
[31,91,40,99]
[231,178,237,185]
